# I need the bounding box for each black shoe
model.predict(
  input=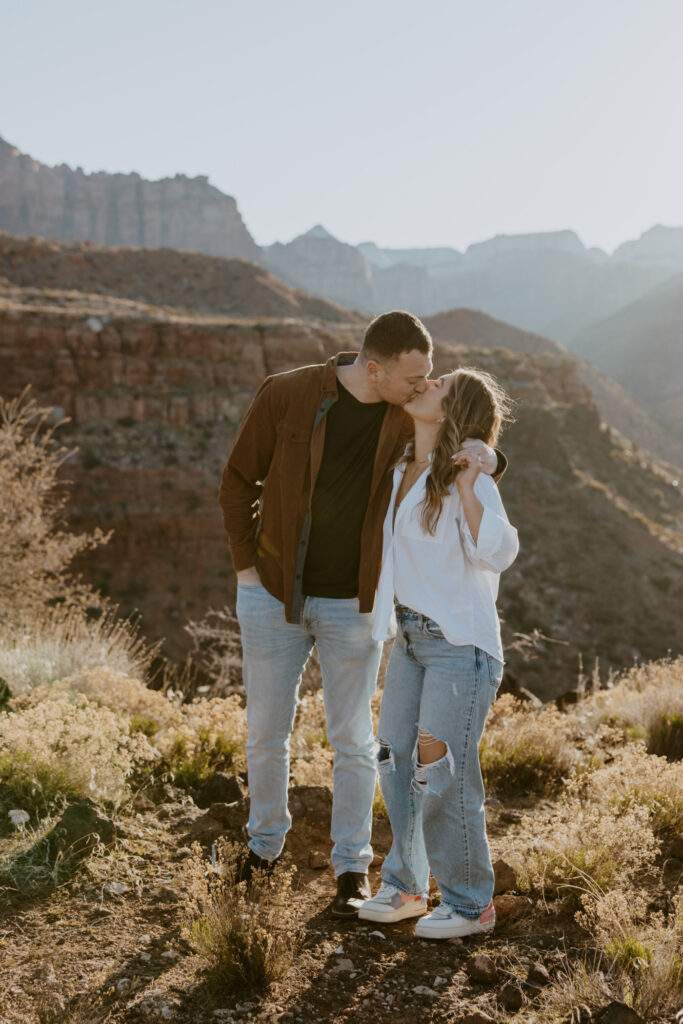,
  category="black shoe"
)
[330,871,371,918]
[235,848,278,885]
